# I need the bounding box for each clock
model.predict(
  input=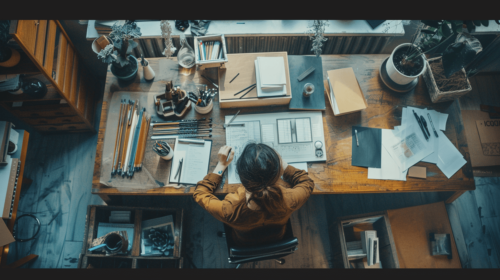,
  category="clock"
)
[315,141,324,158]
